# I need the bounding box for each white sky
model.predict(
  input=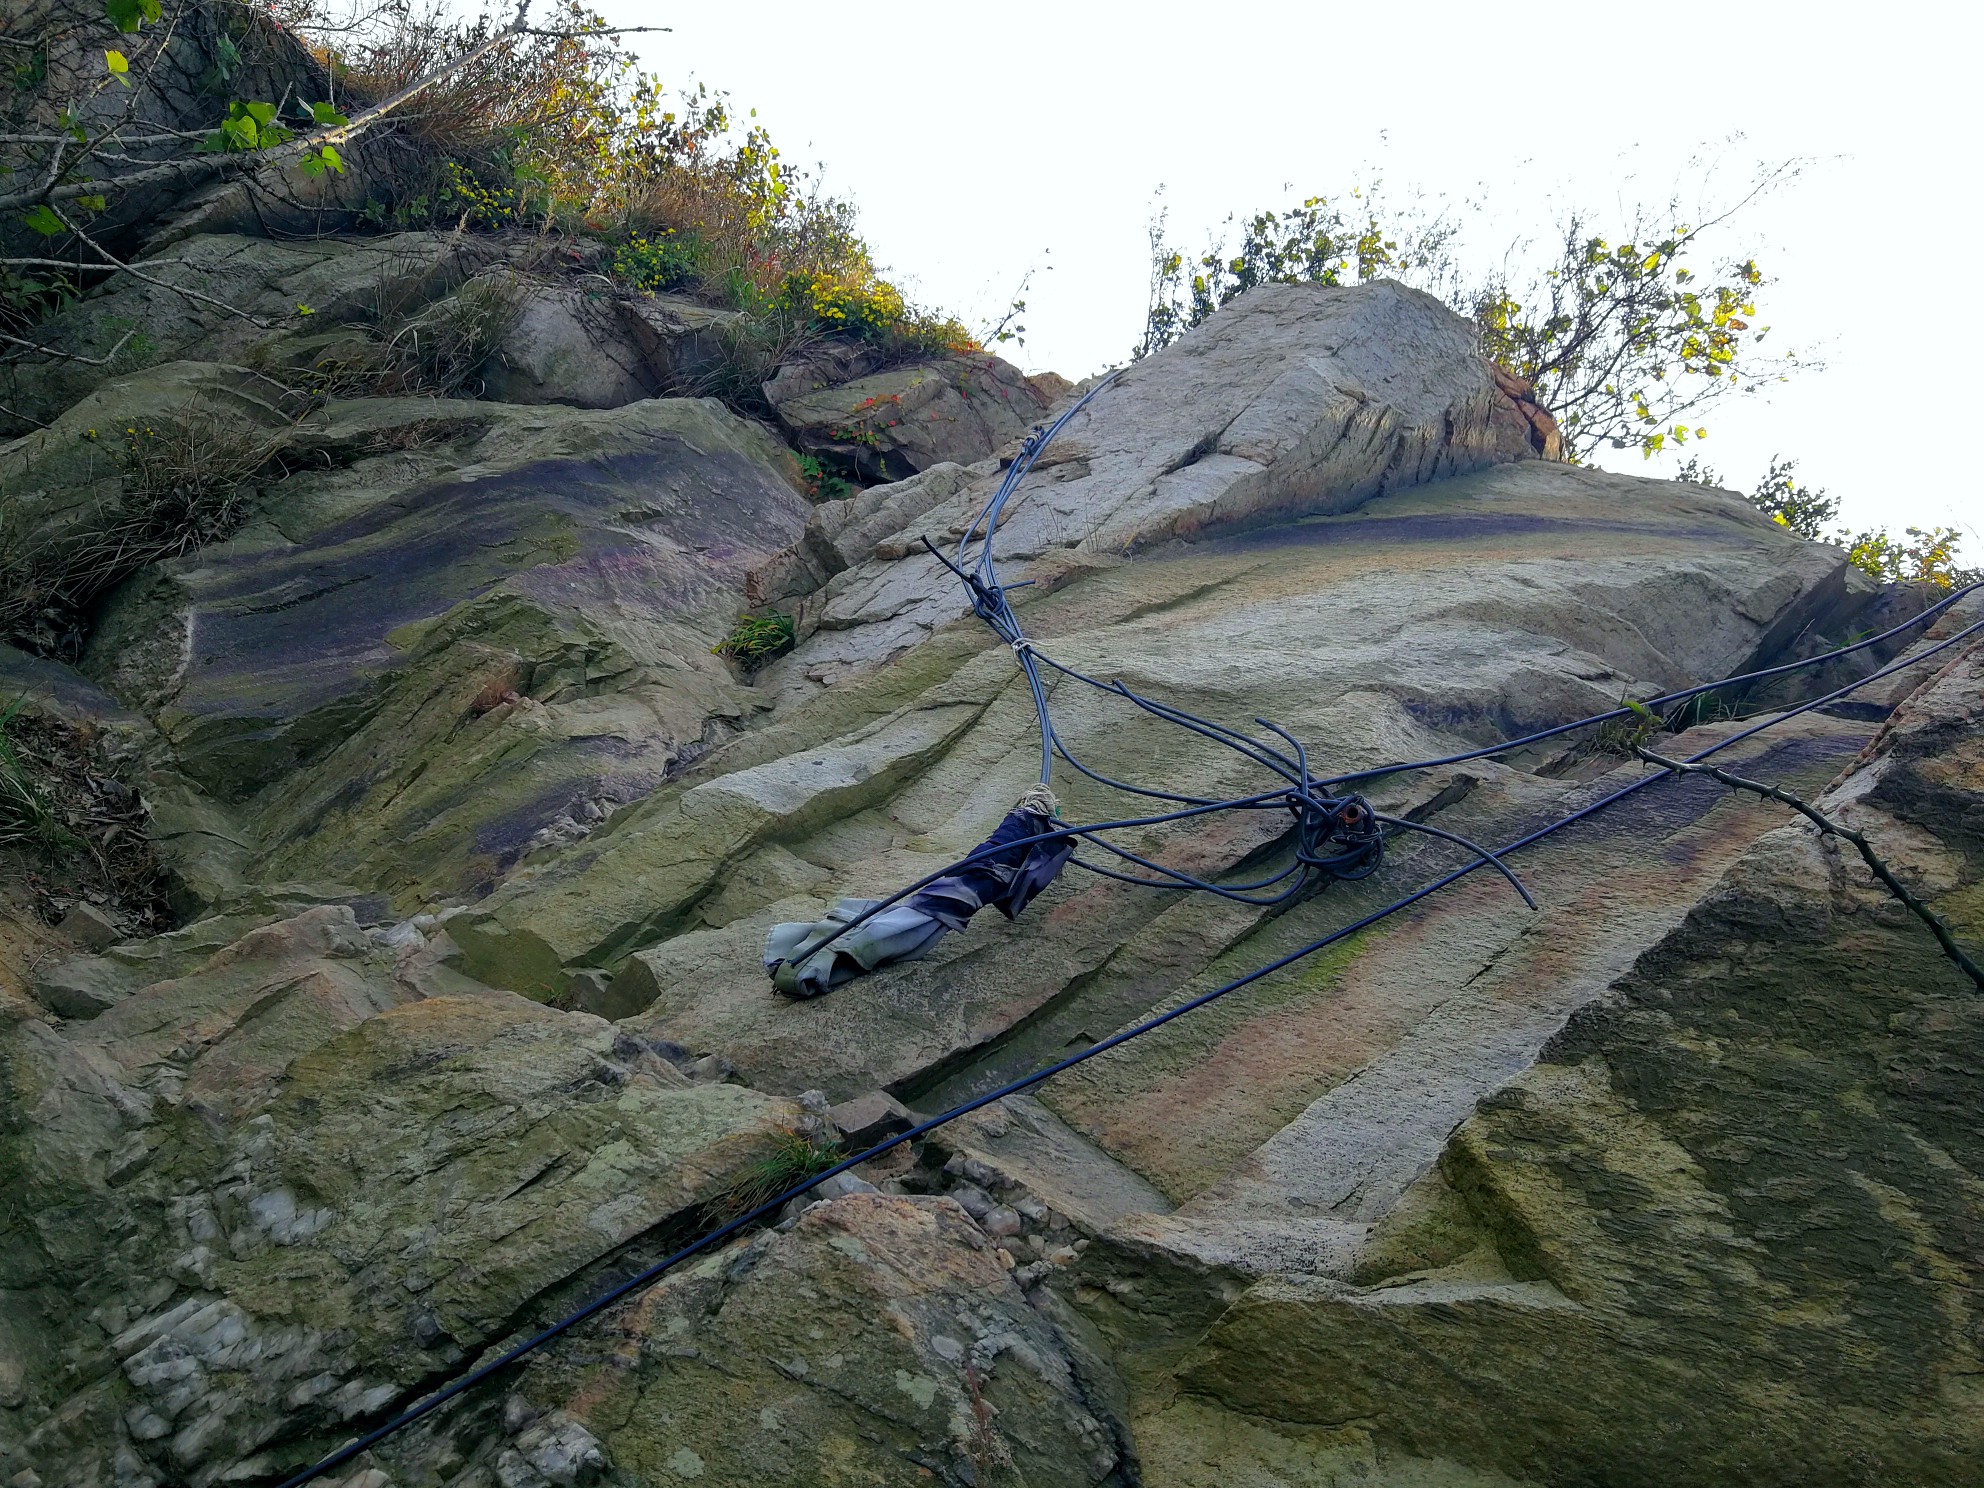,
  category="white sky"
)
[598,0,1977,541]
